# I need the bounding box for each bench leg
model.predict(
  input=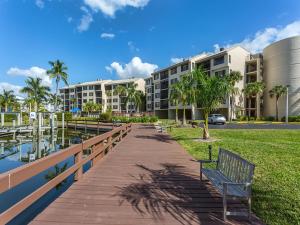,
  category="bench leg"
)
[223,184,228,221]
[248,197,252,221]
[200,162,203,181]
